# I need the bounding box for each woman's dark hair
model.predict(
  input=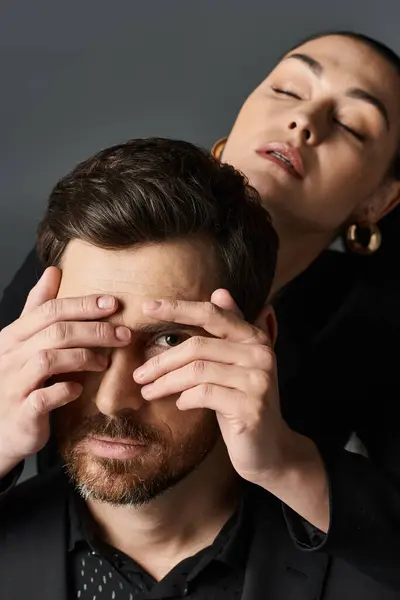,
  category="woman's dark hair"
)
[292,31,400,76]
[37,137,278,322]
